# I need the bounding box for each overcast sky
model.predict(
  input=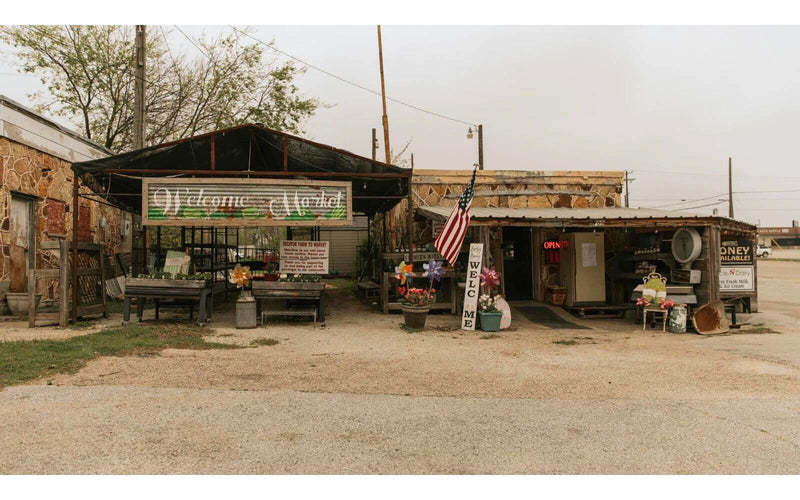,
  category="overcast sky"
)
[2,25,800,226]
